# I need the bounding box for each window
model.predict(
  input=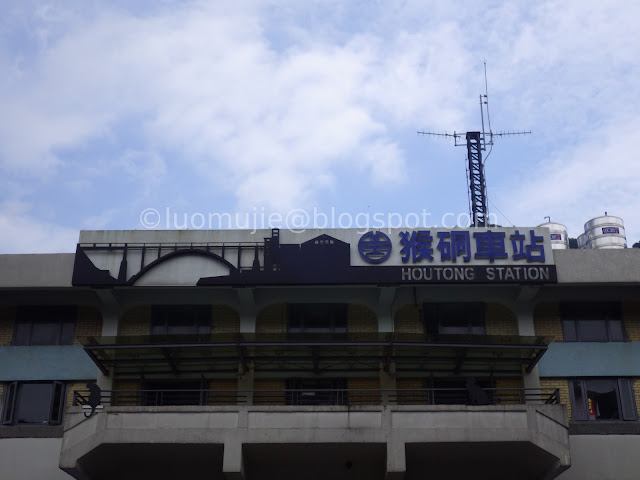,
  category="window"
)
[570,379,637,421]
[286,378,347,405]
[12,306,76,346]
[561,302,625,342]
[424,303,485,335]
[432,378,494,405]
[142,380,204,406]
[2,382,65,425]
[150,305,212,335]
[287,304,348,333]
